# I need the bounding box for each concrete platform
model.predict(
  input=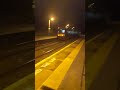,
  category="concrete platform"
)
[40,40,85,90]
[3,39,85,90]
[0,25,34,36]
[35,36,57,41]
